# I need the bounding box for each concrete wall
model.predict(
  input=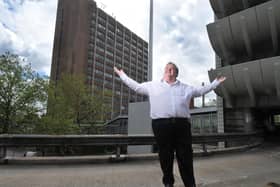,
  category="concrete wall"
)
[127,101,152,154]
